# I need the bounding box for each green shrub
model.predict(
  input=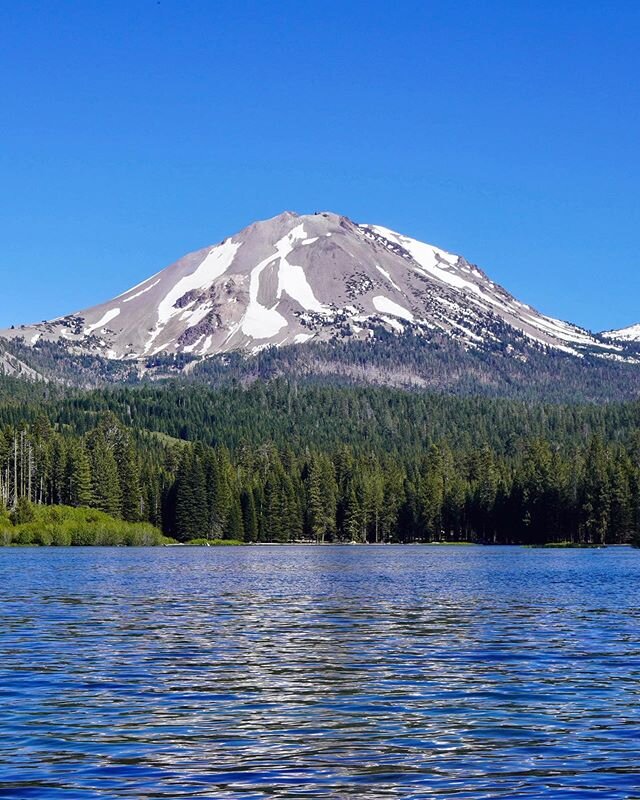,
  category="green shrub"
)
[0,503,166,547]
[51,527,72,547]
